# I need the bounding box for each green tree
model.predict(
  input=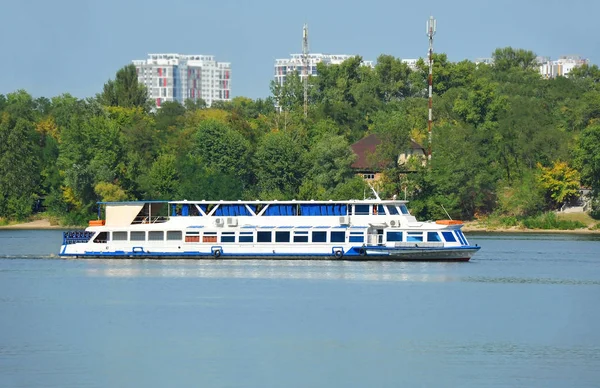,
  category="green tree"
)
[0,91,40,219]
[303,133,357,193]
[492,47,538,72]
[254,131,306,197]
[193,119,252,183]
[98,64,150,109]
[537,161,581,209]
